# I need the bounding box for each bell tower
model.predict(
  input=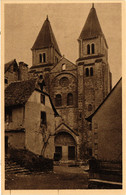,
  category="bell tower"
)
[77,4,112,159]
[31,16,62,72]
